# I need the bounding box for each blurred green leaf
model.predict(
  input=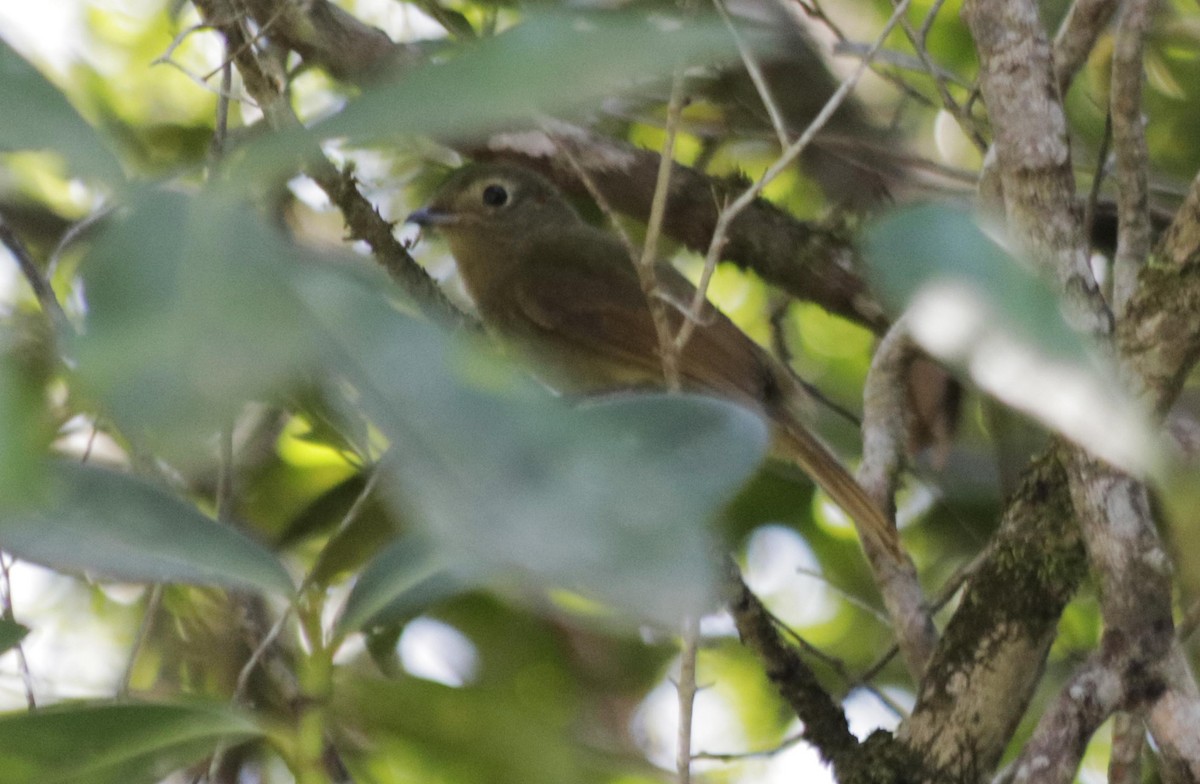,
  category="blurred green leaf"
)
[0,700,261,784]
[307,498,405,588]
[72,178,767,624]
[0,353,49,510]
[0,618,28,654]
[302,275,770,627]
[863,204,1155,473]
[73,186,322,464]
[0,461,293,594]
[336,671,602,784]
[317,10,762,144]
[0,39,122,183]
[338,536,467,635]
